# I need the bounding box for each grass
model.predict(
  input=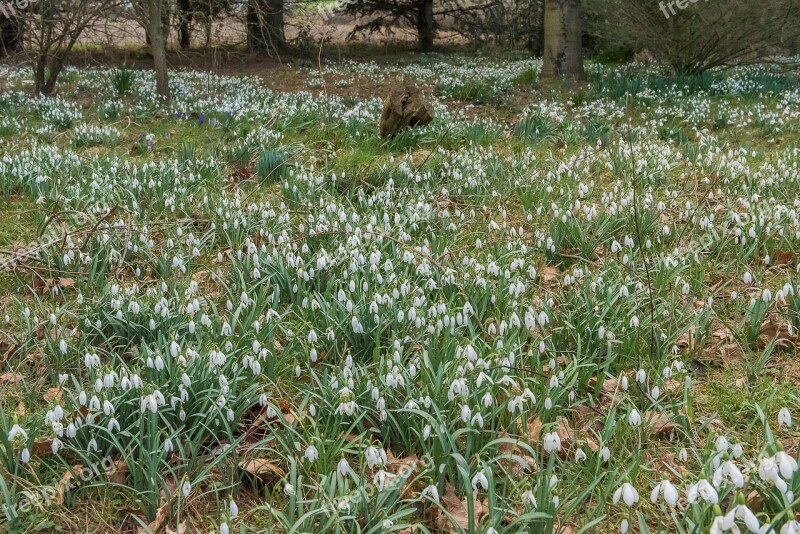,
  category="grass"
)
[0,56,798,533]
